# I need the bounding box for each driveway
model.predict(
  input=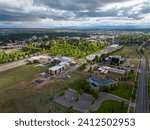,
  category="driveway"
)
[91,92,134,111]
